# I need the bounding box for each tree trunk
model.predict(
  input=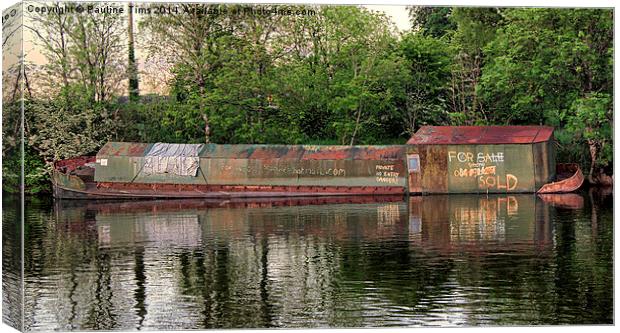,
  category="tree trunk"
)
[587,138,597,184]
[349,105,363,146]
